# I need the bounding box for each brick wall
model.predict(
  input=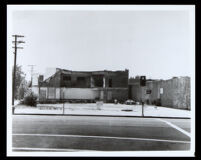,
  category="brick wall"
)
[160,77,190,110]
[110,88,128,102]
[129,77,191,110]
[41,69,128,89]
[130,84,142,102]
[106,70,128,88]
[146,81,160,103]
[39,69,129,102]
[60,73,91,88]
[40,72,61,87]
